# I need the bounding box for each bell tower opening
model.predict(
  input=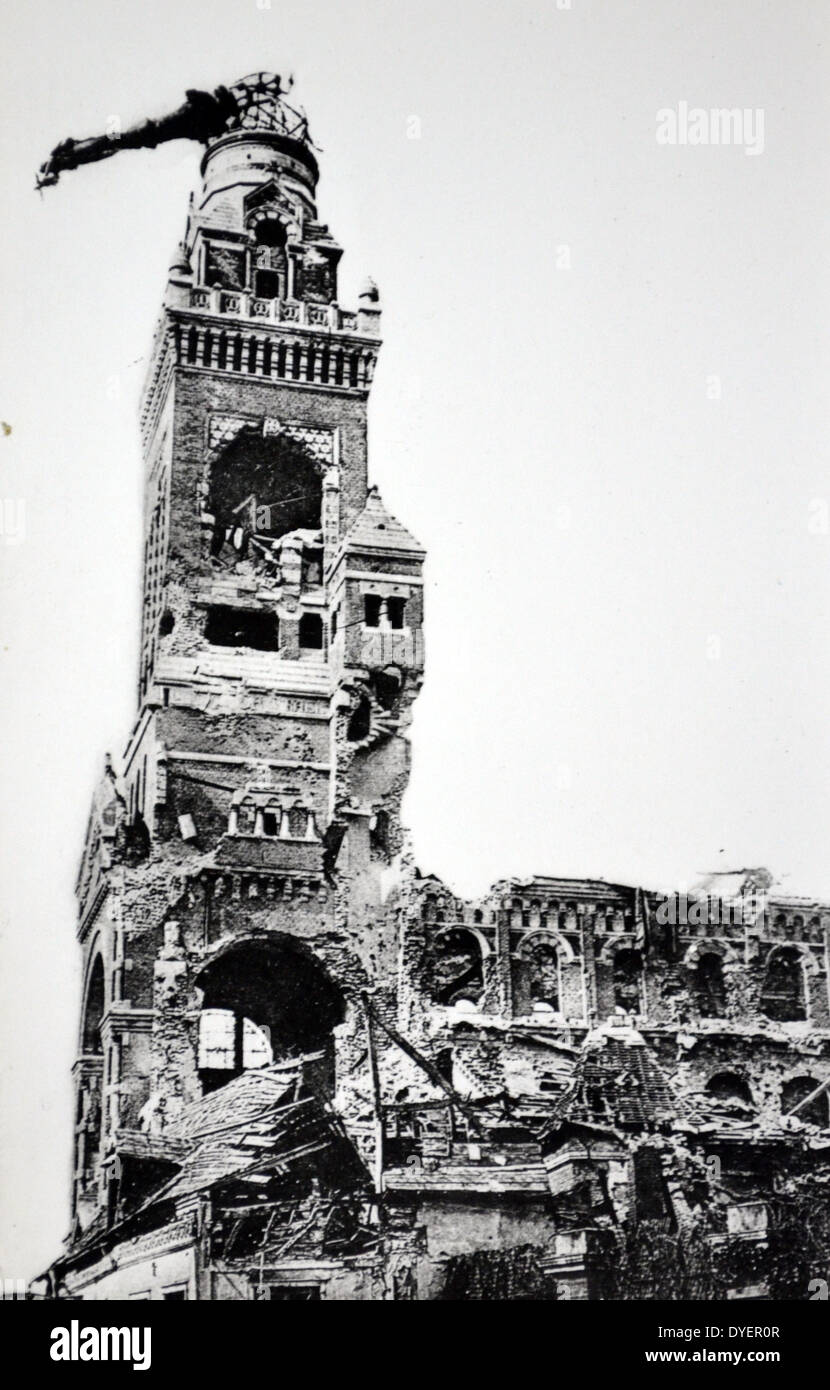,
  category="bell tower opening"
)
[208,432,323,545]
[253,217,287,299]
